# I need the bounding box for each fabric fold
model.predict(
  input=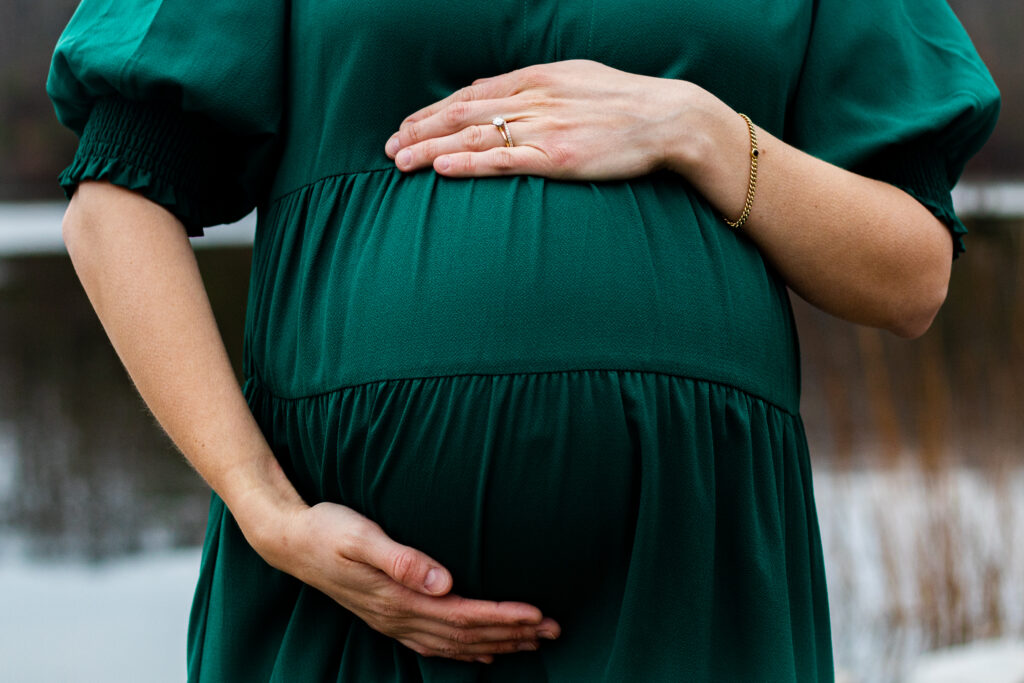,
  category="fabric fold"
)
[187,369,832,682]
